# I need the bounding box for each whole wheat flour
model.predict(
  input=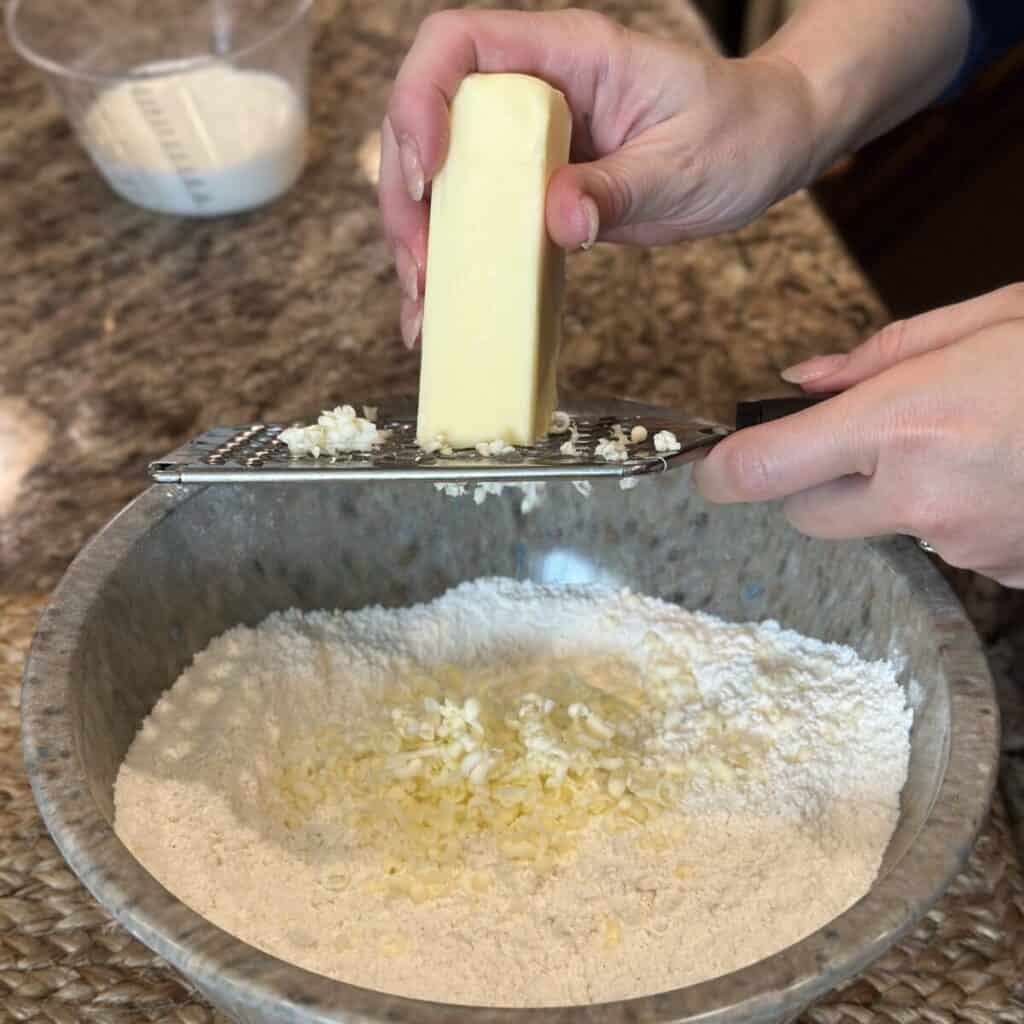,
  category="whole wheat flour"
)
[115,579,911,1007]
